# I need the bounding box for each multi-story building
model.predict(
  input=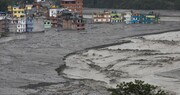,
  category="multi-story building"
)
[131,13,141,24]
[0,12,9,35]
[9,18,26,33]
[49,8,65,17]
[26,17,33,32]
[59,10,85,30]
[7,6,13,13]
[26,4,33,10]
[110,11,123,23]
[61,0,83,16]
[12,6,25,18]
[144,12,160,24]
[93,11,111,23]
[35,0,46,3]
[0,12,6,20]
[44,20,52,29]
[124,12,132,24]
